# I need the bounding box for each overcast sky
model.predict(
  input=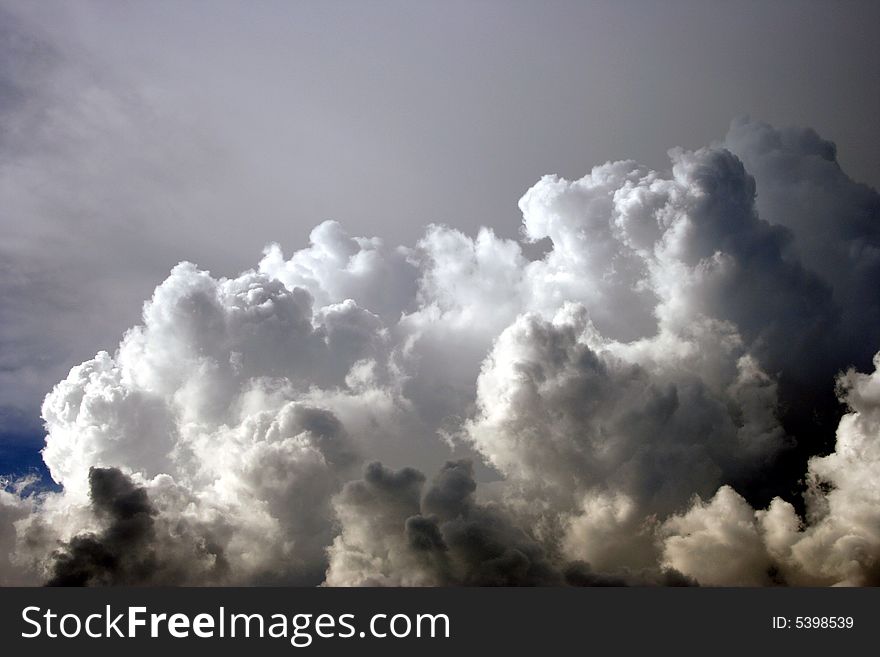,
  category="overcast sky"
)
[19,0,880,241]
